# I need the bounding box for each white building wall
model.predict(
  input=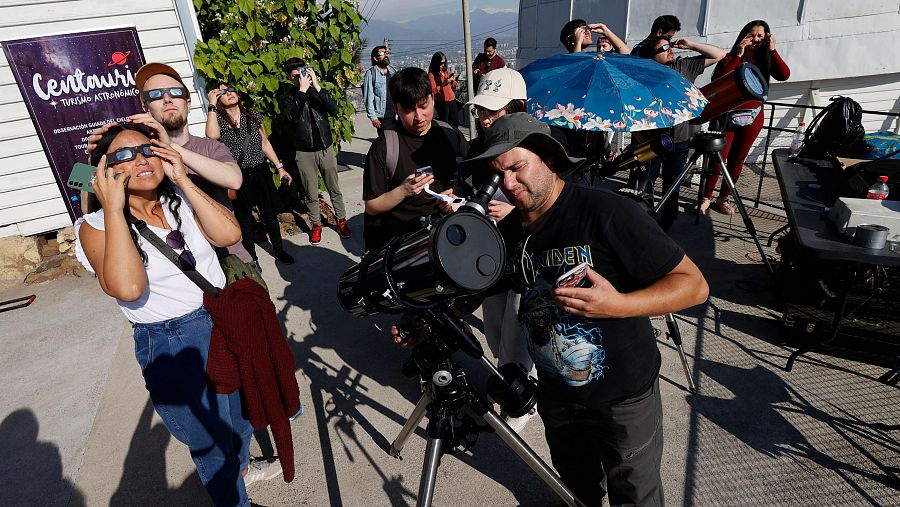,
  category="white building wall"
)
[0,0,206,238]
